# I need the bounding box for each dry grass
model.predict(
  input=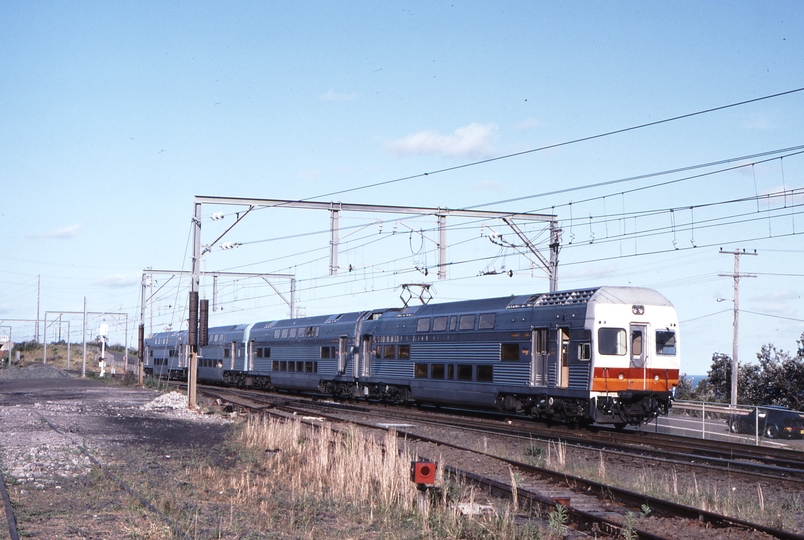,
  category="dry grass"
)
[159,415,549,539]
[539,443,804,534]
[236,416,417,515]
